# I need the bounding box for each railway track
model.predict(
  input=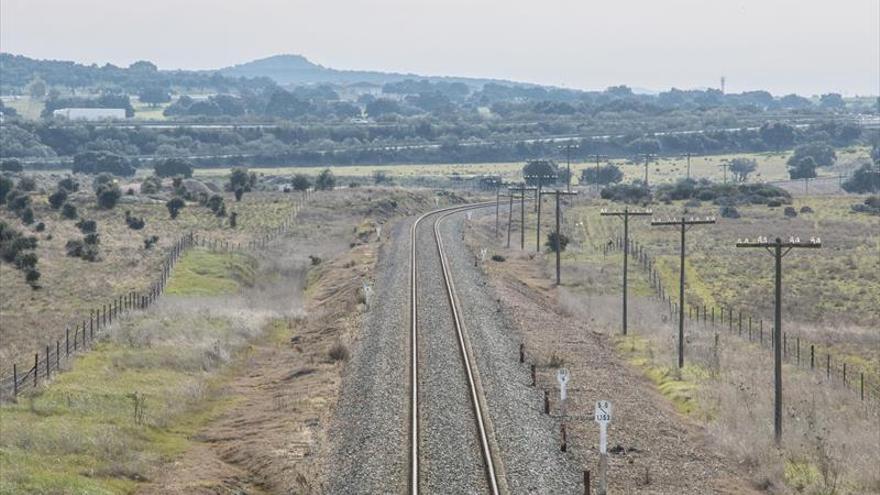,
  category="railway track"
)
[409,202,501,494]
